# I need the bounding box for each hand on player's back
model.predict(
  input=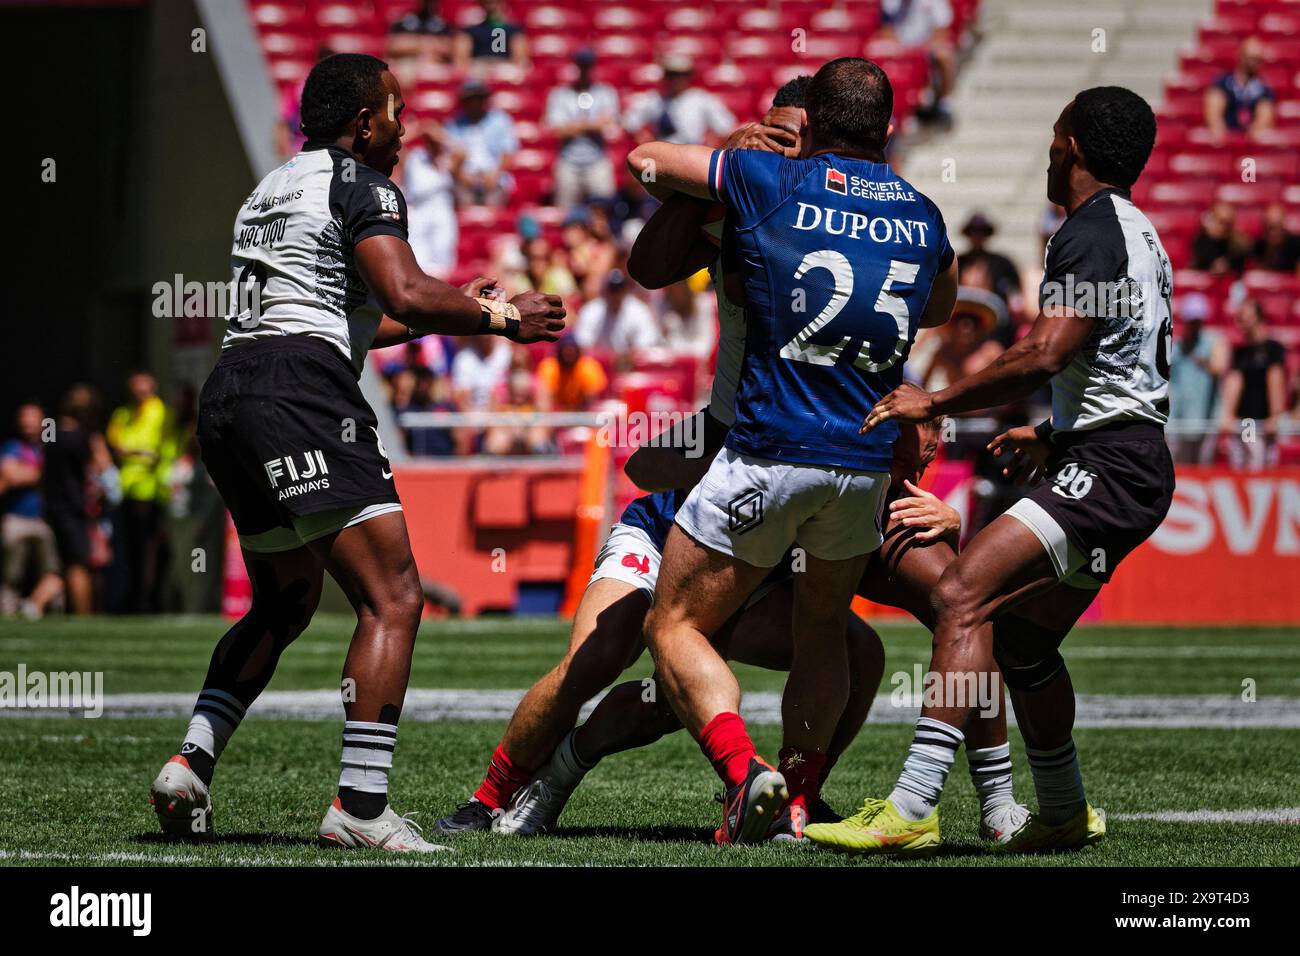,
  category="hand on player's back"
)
[861,382,935,434]
[987,425,1049,486]
[509,291,567,343]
